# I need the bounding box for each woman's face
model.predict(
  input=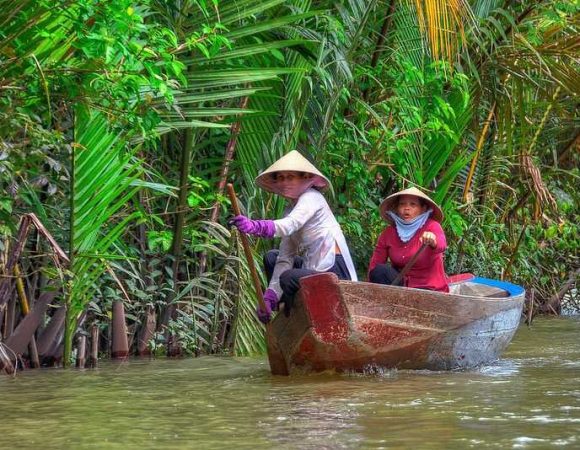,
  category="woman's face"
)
[396,195,427,221]
[273,171,306,199]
